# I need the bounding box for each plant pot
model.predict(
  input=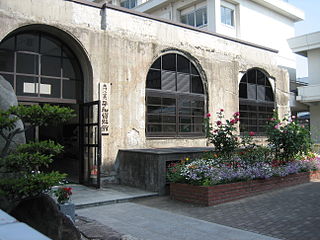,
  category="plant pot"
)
[58,202,75,222]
